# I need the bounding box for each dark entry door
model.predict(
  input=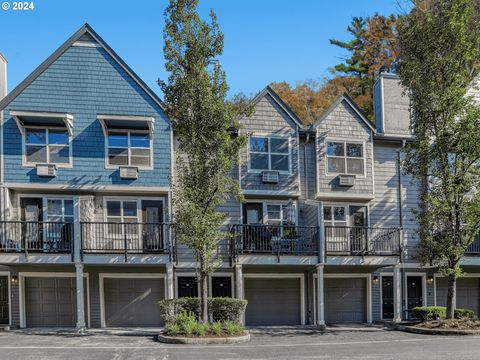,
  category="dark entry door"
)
[20,198,43,250]
[382,276,394,319]
[212,276,232,297]
[407,276,423,310]
[349,206,367,252]
[0,277,8,324]
[243,203,263,224]
[141,200,163,251]
[242,203,264,251]
[178,276,198,297]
